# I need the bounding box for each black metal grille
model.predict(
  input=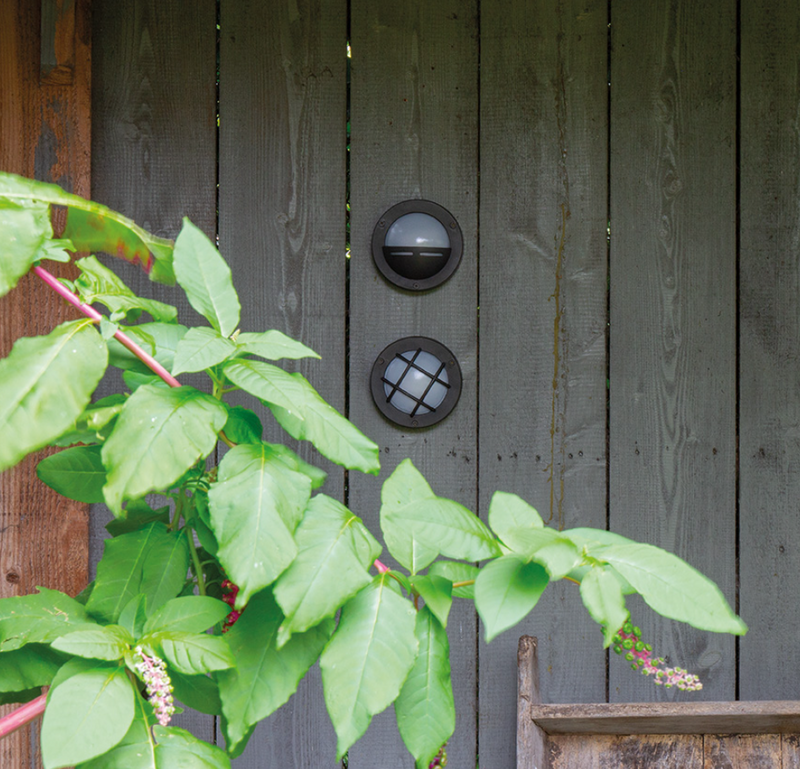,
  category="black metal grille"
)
[381,348,451,417]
